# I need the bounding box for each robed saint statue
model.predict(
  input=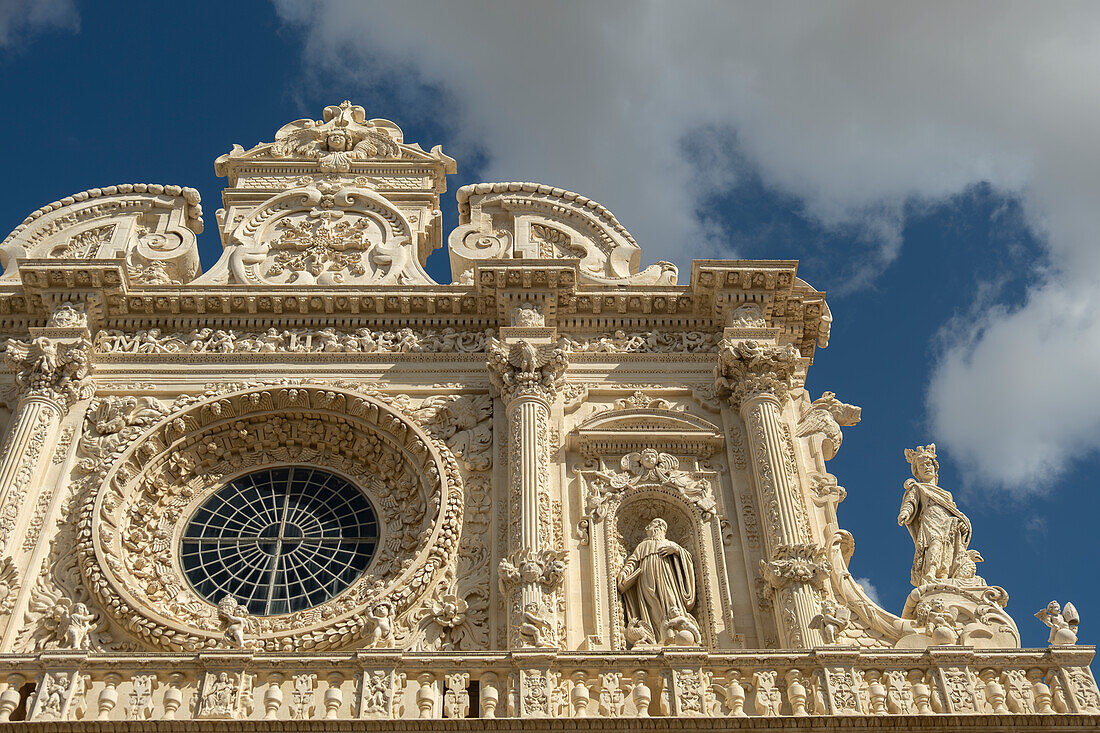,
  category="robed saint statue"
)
[617,518,698,645]
[897,444,973,586]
